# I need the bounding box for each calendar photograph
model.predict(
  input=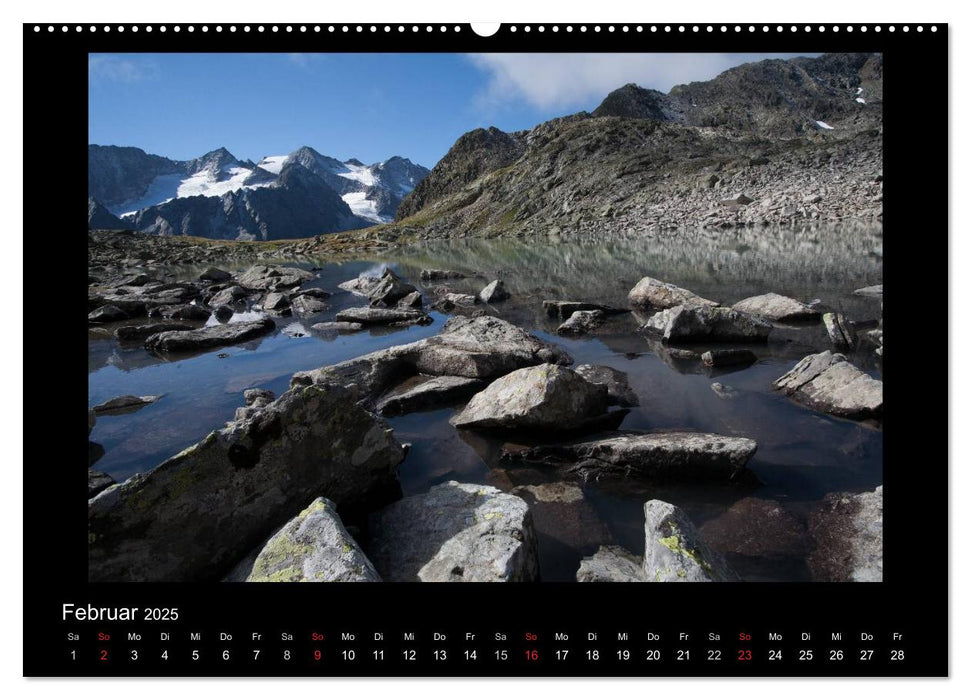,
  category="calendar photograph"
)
[86,50,884,584]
